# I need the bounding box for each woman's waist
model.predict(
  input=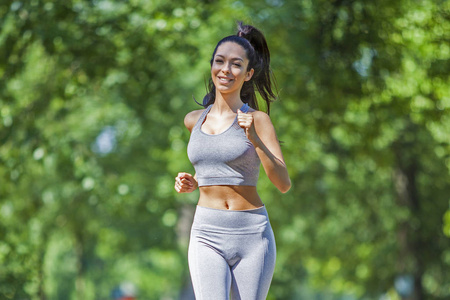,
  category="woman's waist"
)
[198,185,262,210]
